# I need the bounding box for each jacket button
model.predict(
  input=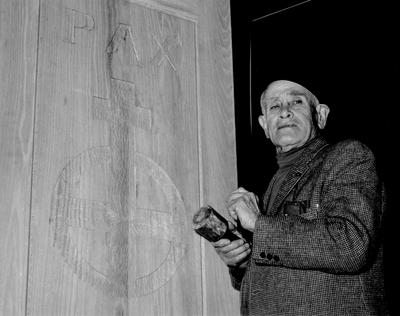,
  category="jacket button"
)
[273,255,280,262]
[267,253,273,260]
[260,252,266,258]
[295,172,302,177]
